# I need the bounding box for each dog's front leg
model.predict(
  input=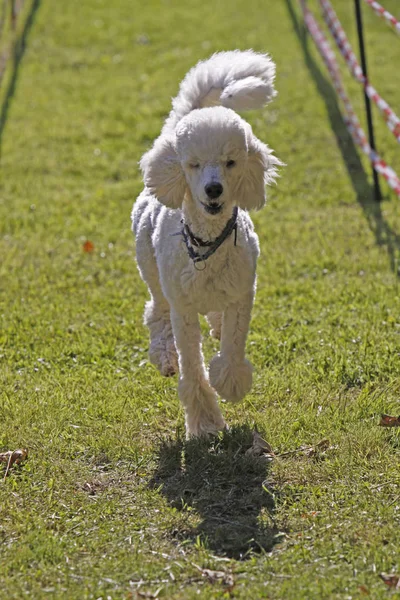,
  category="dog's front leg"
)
[209,294,254,403]
[170,309,226,438]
